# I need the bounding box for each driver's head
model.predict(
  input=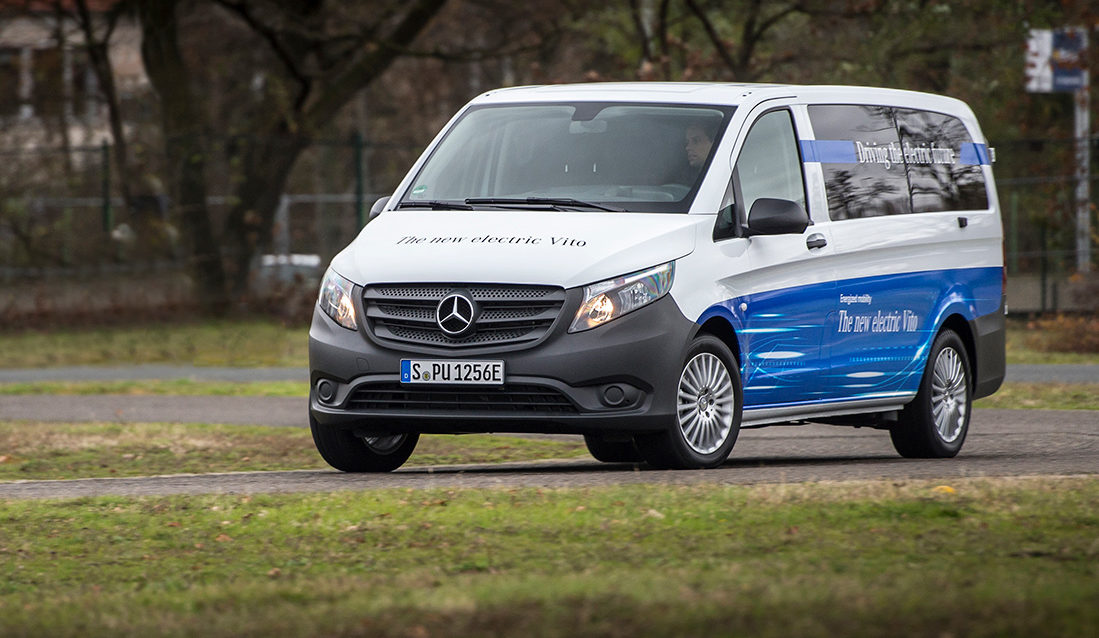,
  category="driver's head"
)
[685,123,715,168]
